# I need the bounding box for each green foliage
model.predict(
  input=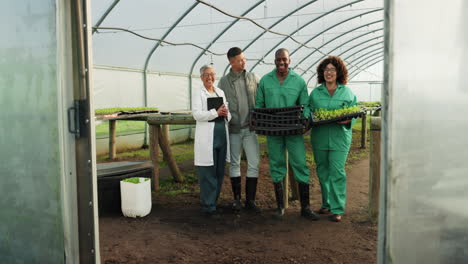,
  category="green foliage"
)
[358,101,381,108]
[257,135,267,144]
[159,172,198,195]
[122,177,149,184]
[95,107,159,116]
[313,105,362,121]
